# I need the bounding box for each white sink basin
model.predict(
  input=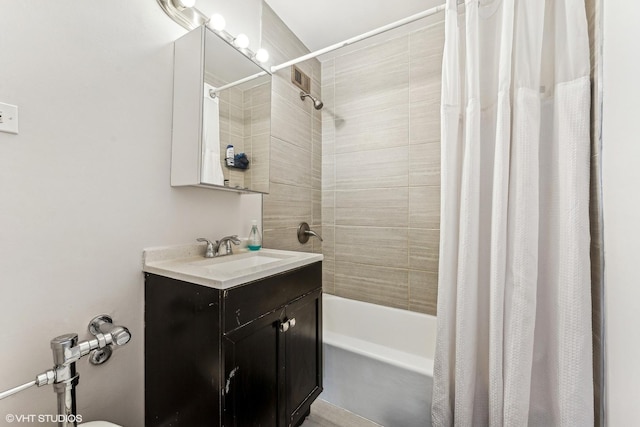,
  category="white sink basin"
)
[143,246,323,289]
